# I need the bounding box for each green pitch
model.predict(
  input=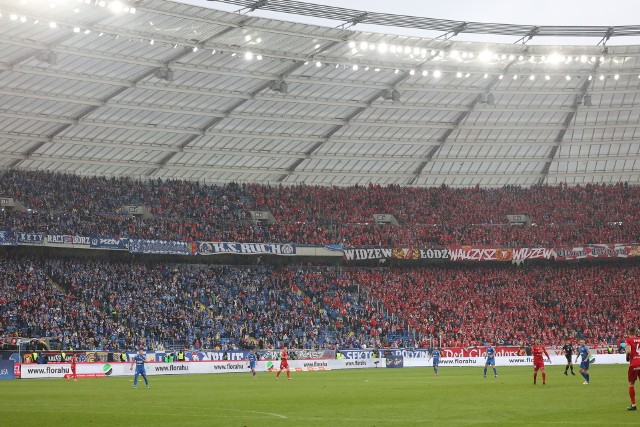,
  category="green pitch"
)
[0,365,635,426]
